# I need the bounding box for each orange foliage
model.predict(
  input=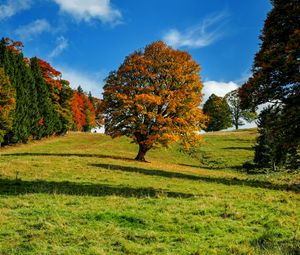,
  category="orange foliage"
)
[102,41,207,160]
[70,91,96,131]
[5,38,23,53]
[37,58,62,89]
